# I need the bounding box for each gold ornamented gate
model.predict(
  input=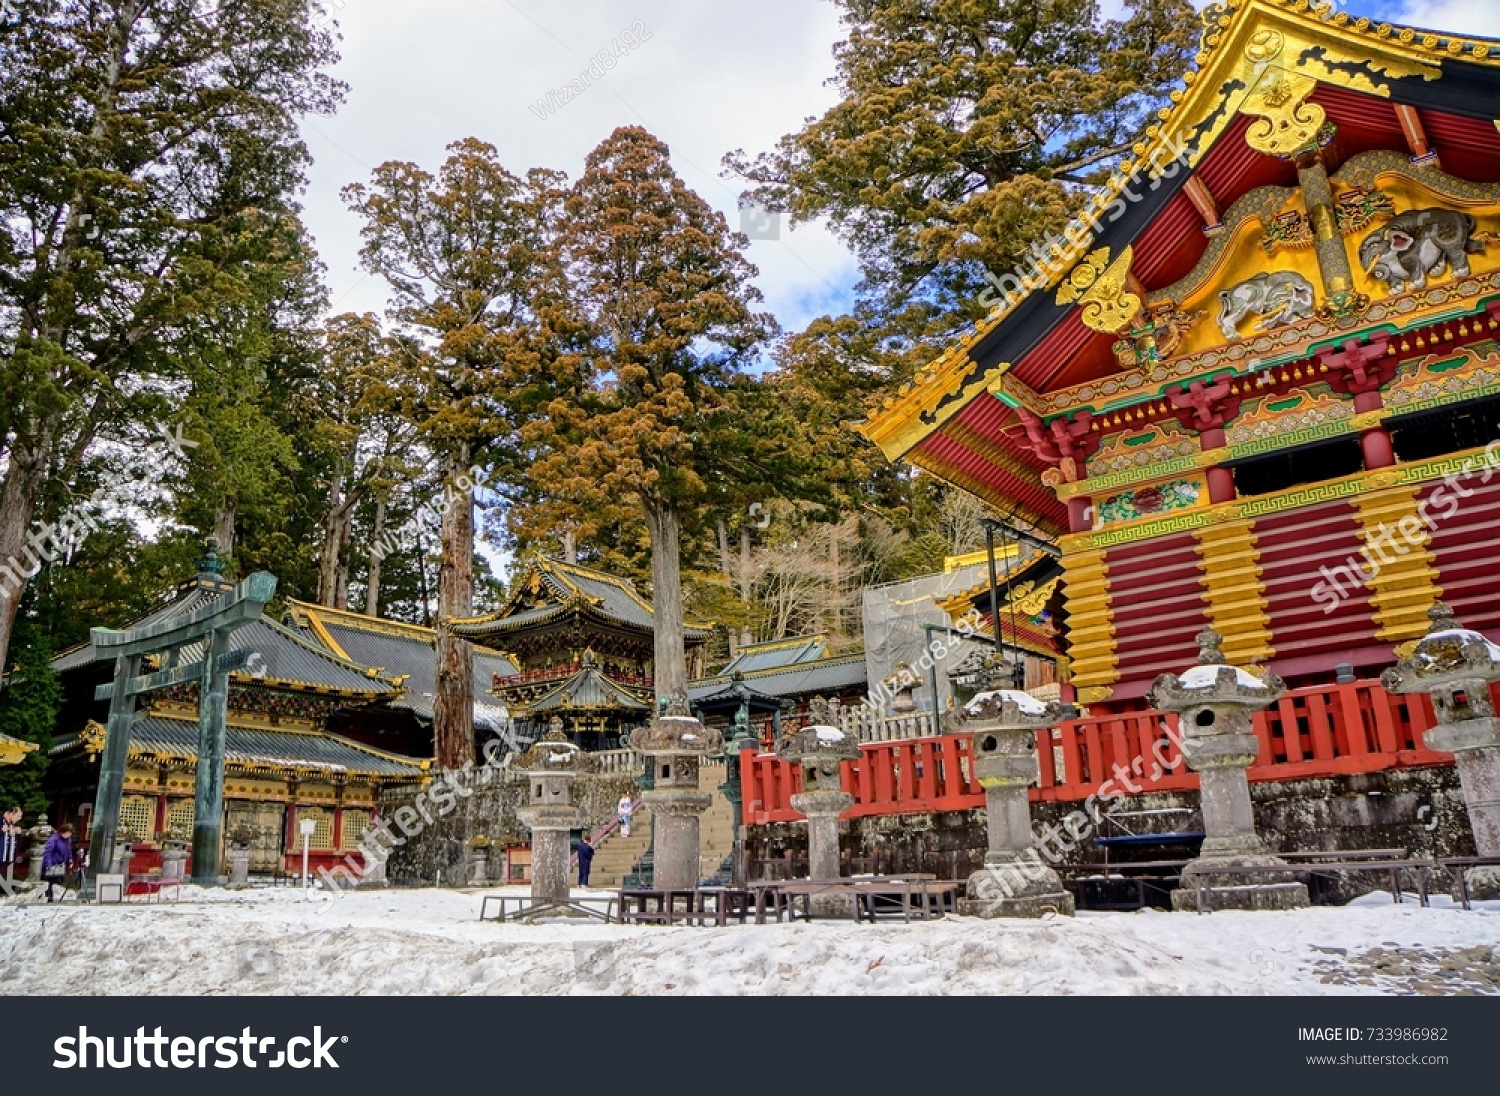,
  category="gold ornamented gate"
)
[224,801,287,874]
